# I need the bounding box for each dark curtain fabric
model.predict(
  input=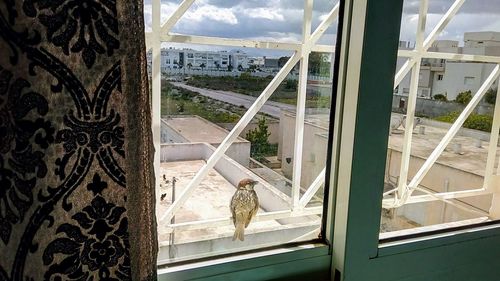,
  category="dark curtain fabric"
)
[0,0,157,280]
